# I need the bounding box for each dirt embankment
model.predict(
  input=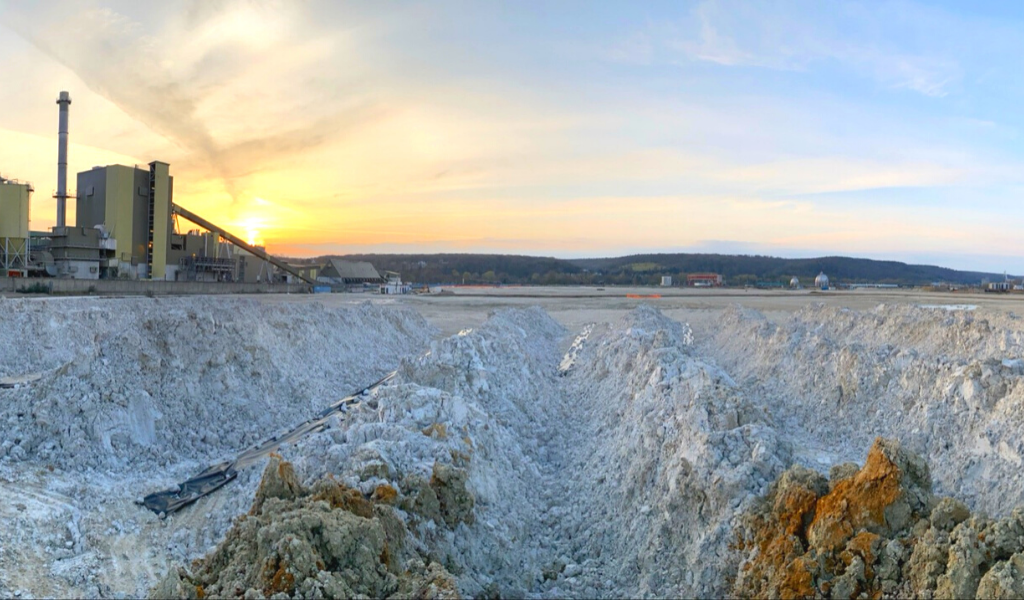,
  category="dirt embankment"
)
[152,455,470,599]
[733,437,1024,599]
